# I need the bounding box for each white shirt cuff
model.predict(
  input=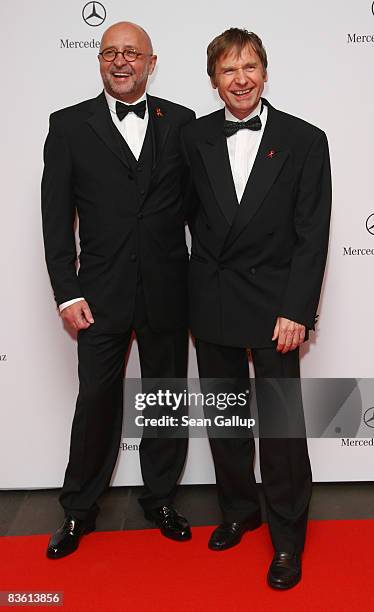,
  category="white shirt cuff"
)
[59,297,85,312]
